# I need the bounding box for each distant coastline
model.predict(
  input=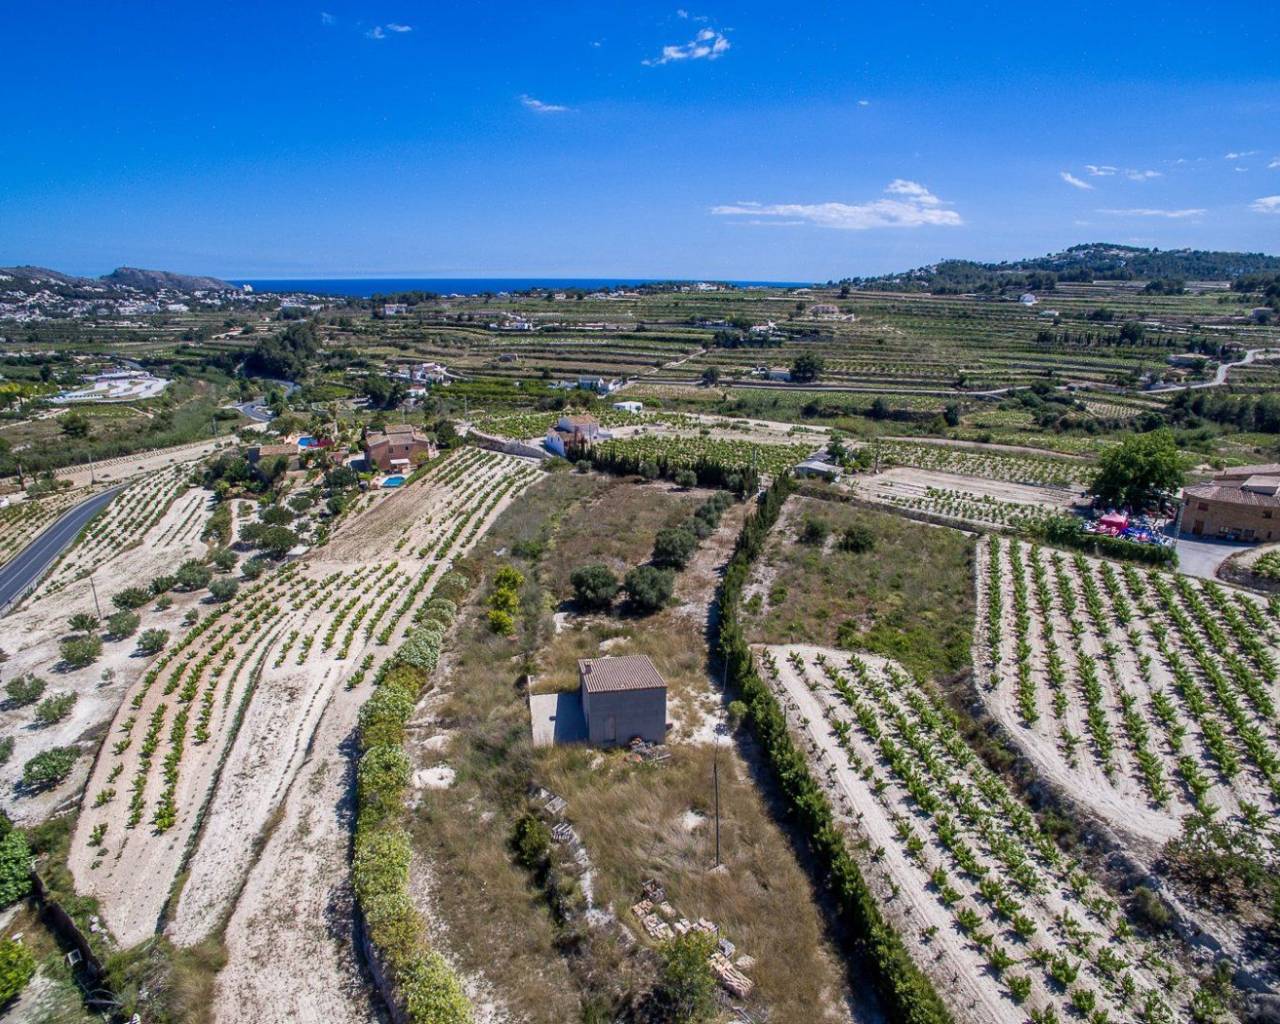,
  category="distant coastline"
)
[230,277,811,297]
